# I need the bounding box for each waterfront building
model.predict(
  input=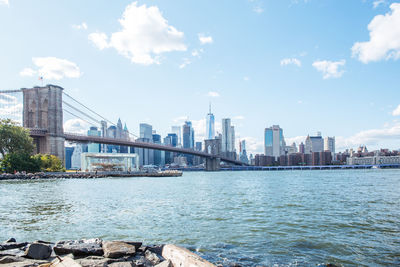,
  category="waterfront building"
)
[255,154,275,166]
[81,153,139,172]
[171,126,182,147]
[182,121,194,149]
[65,146,74,170]
[305,134,324,154]
[264,125,285,159]
[347,155,400,165]
[164,133,178,164]
[206,104,215,140]
[71,145,83,169]
[284,142,298,155]
[87,126,101,153]
[324,136,336,156]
